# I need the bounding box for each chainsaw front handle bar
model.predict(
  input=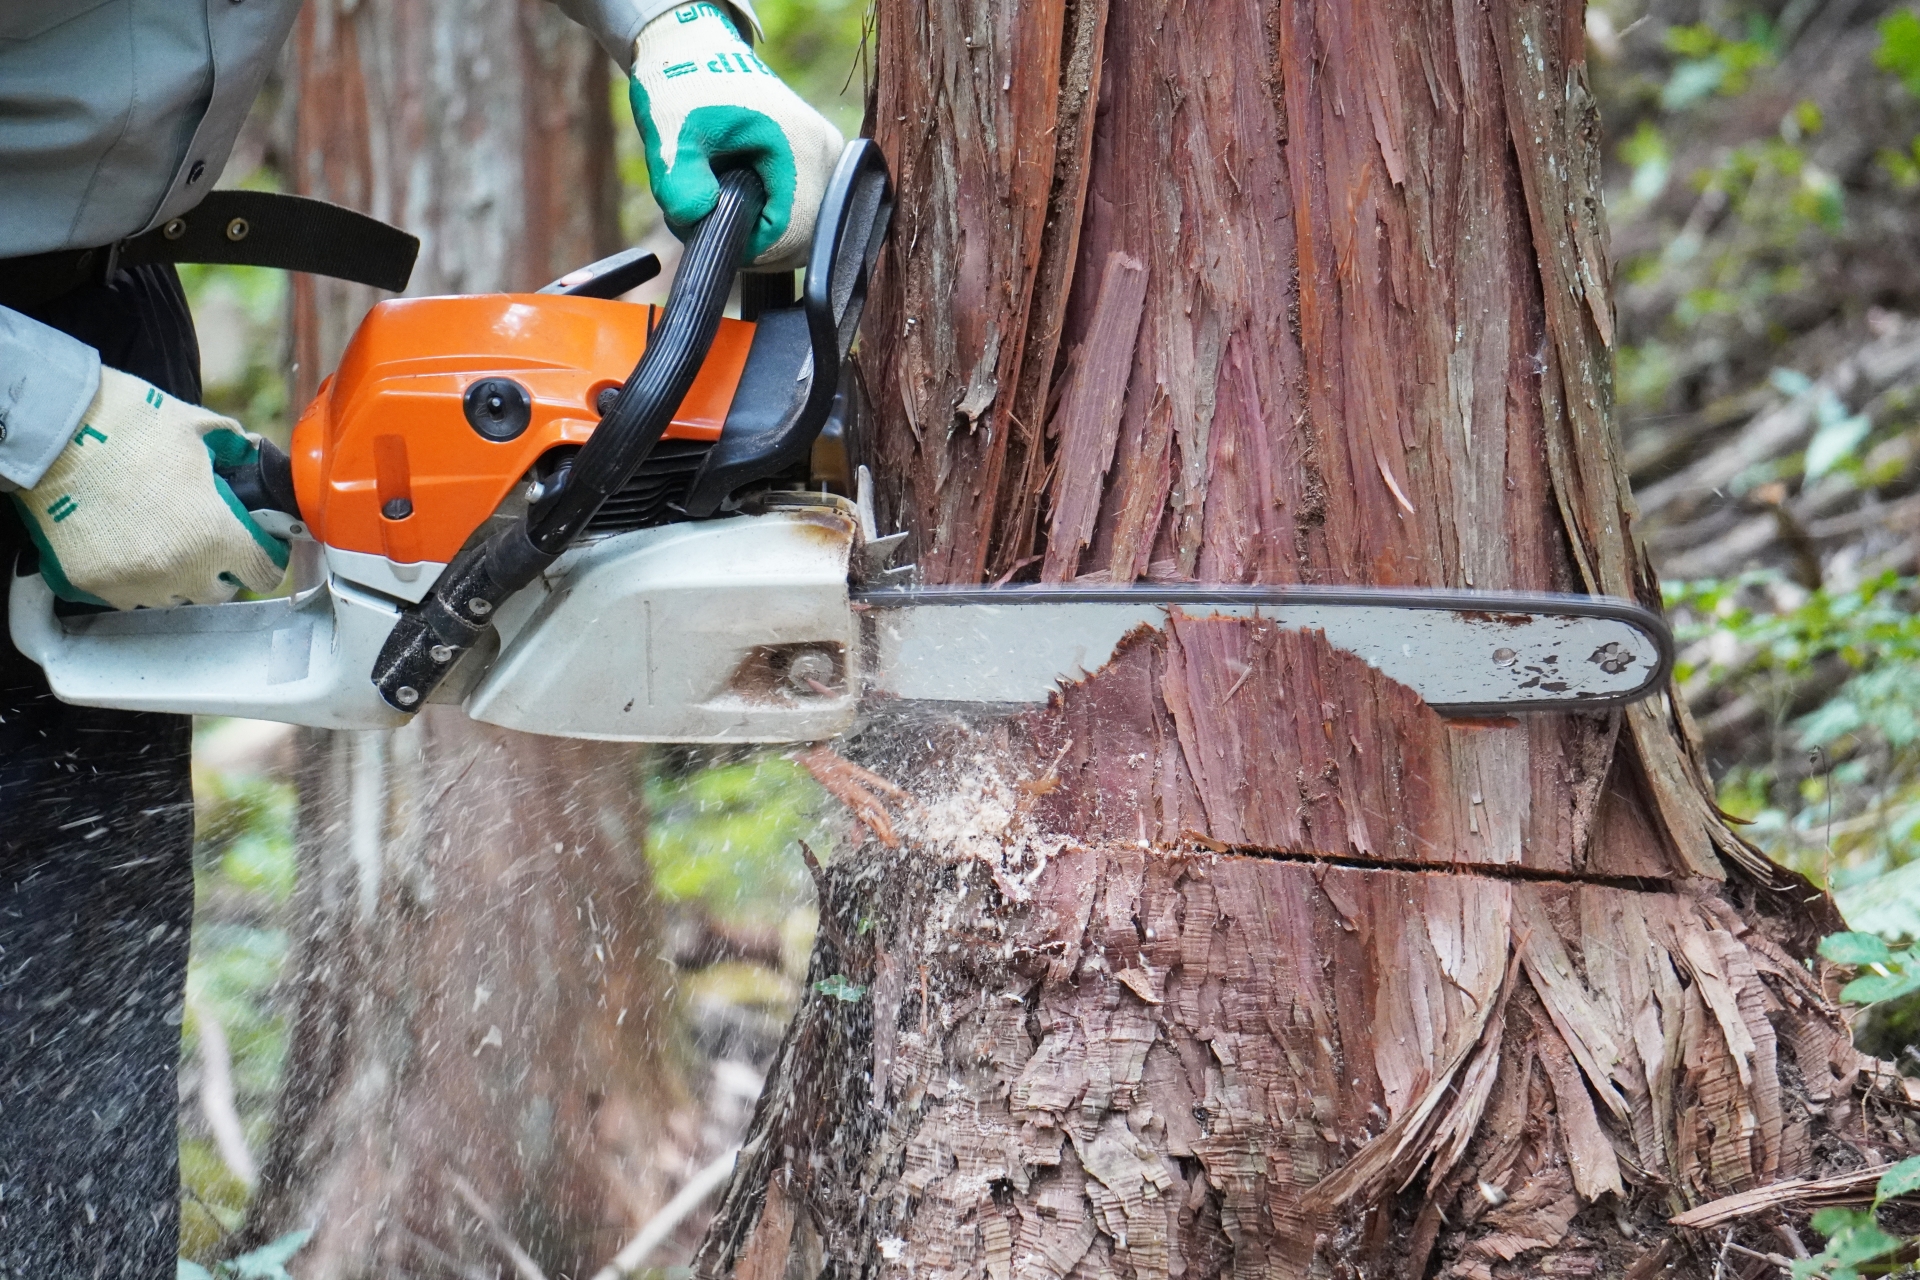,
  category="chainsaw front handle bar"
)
[369,168,767,712]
